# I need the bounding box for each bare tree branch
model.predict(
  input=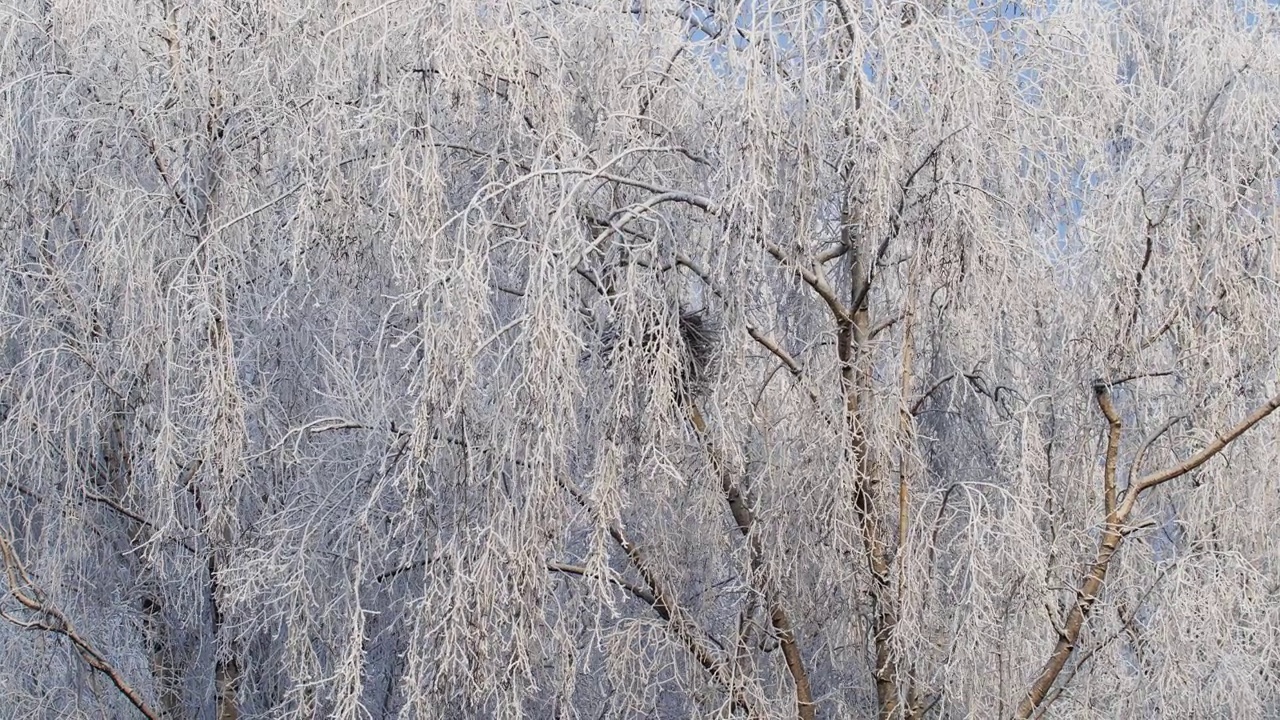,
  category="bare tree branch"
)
[1,536,160,720]
[1132,391,1280,495]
